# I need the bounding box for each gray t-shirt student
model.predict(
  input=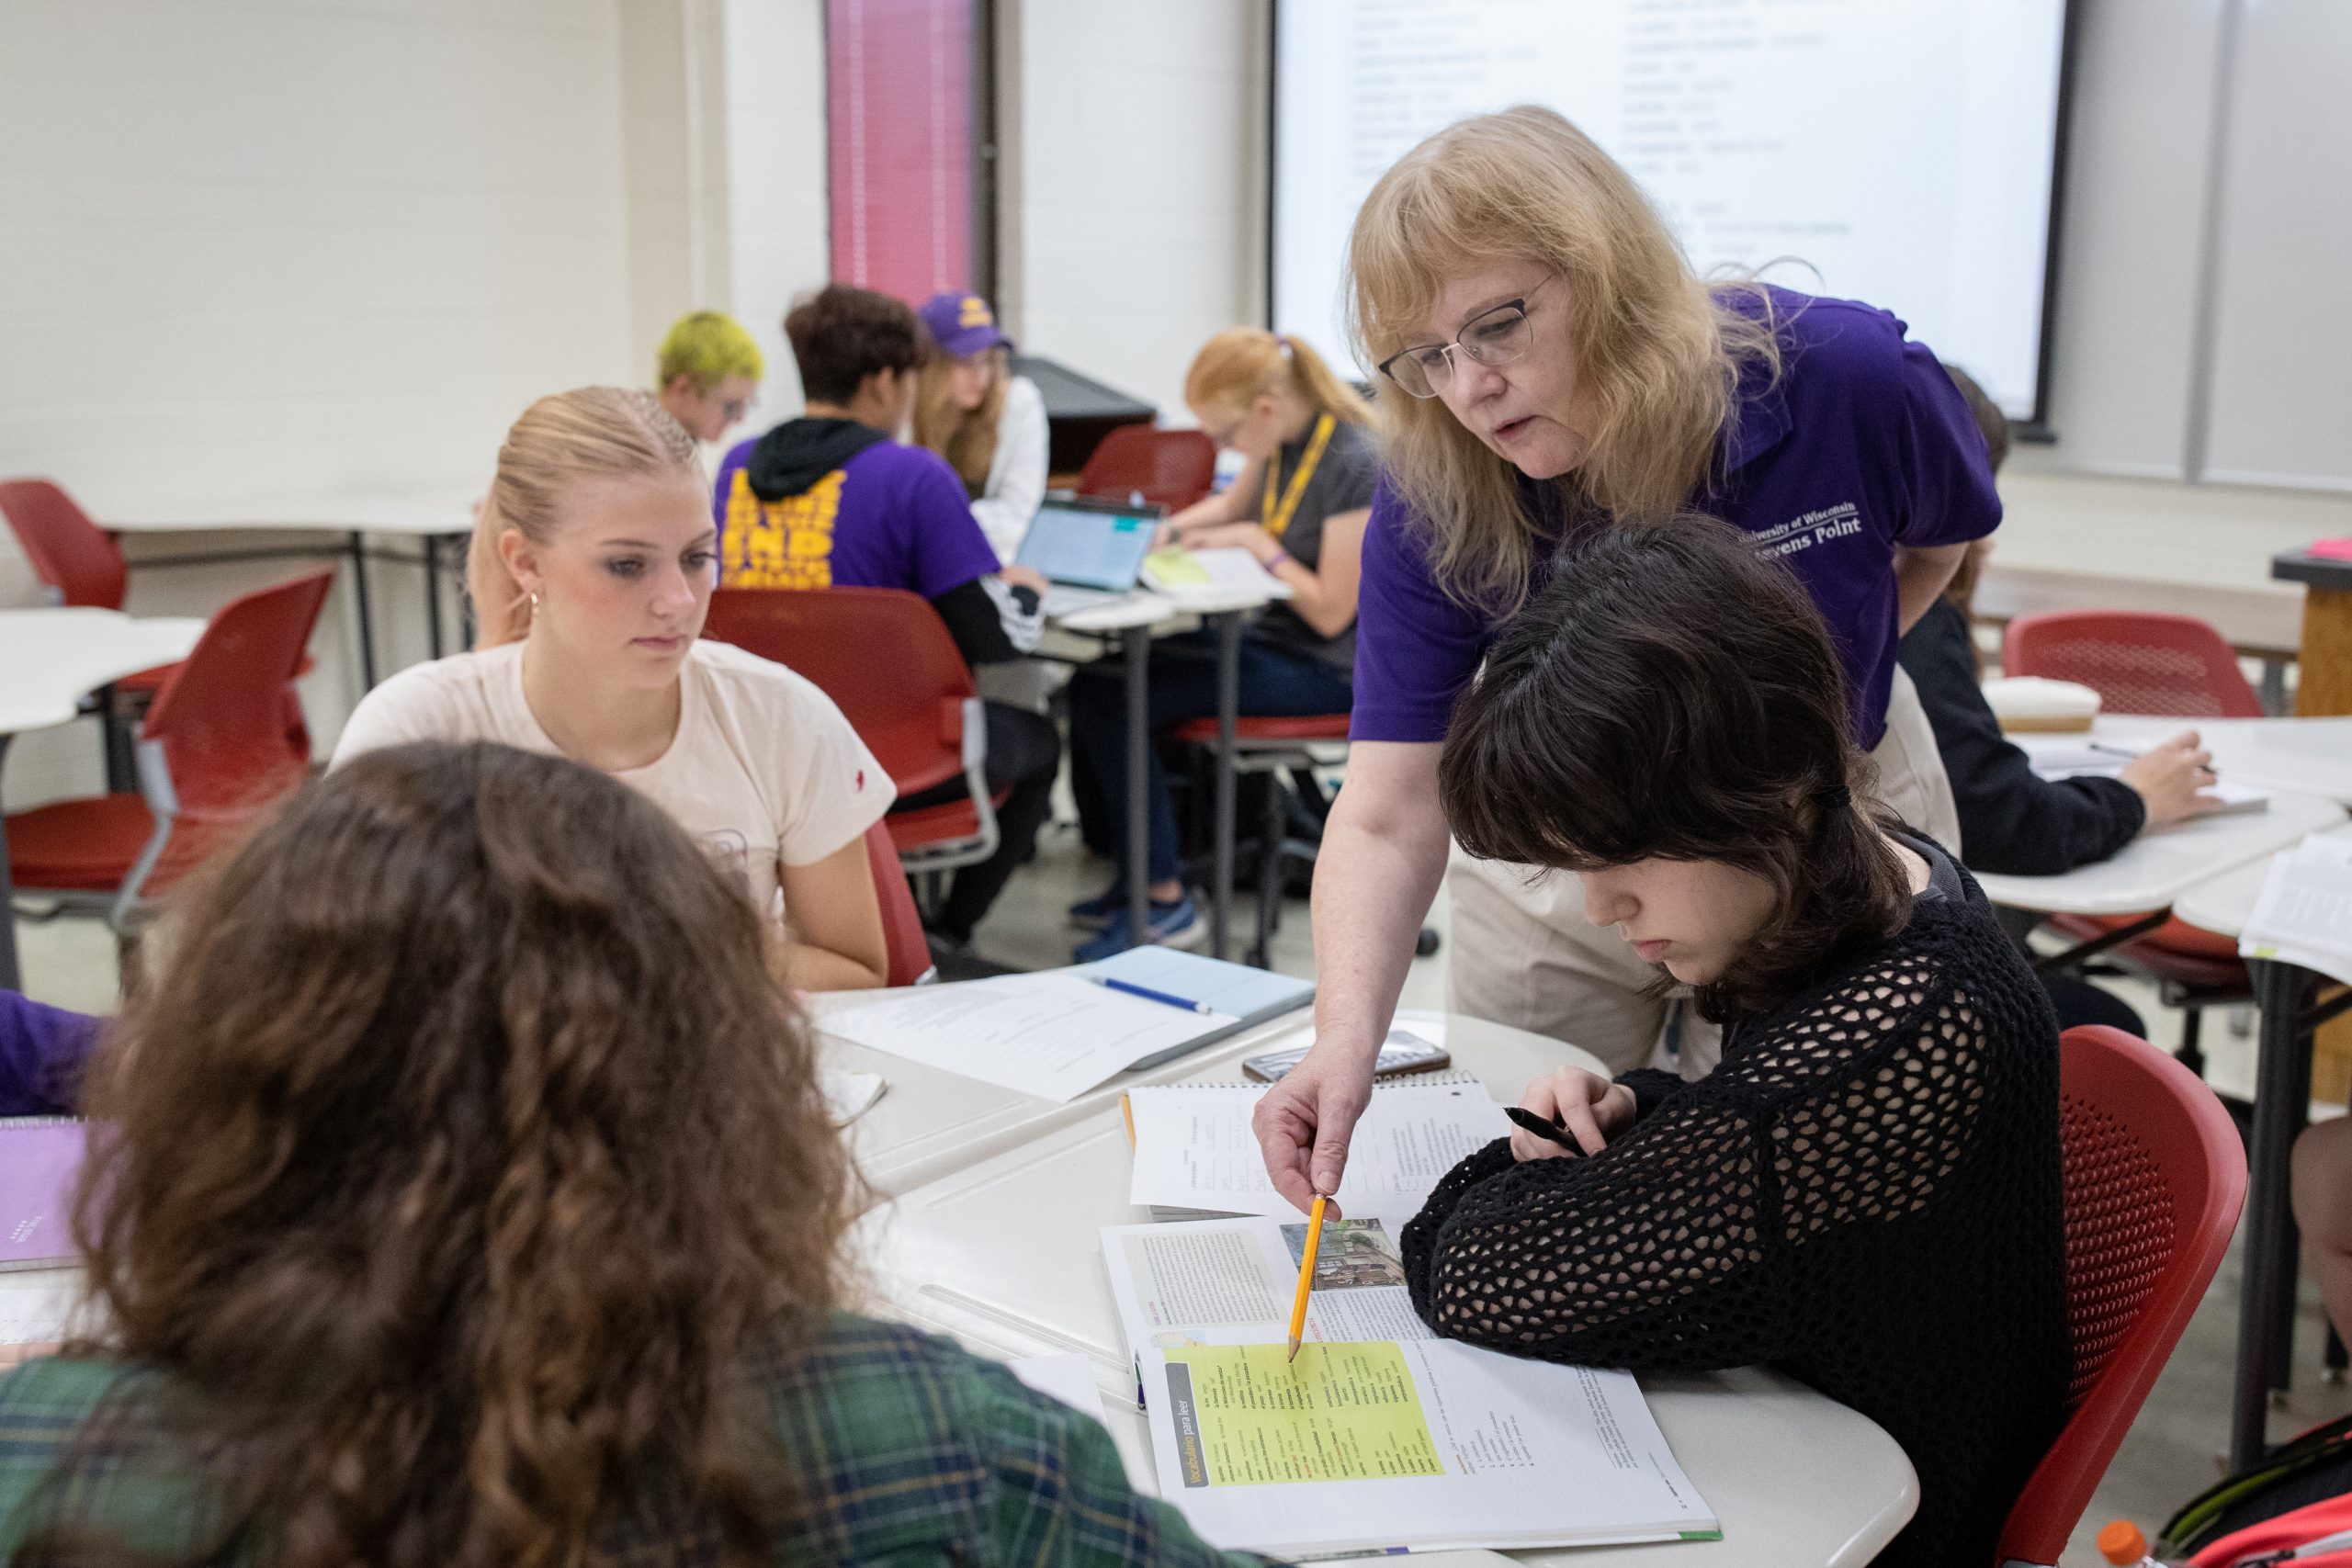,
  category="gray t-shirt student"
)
[1252,417,1377,672]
